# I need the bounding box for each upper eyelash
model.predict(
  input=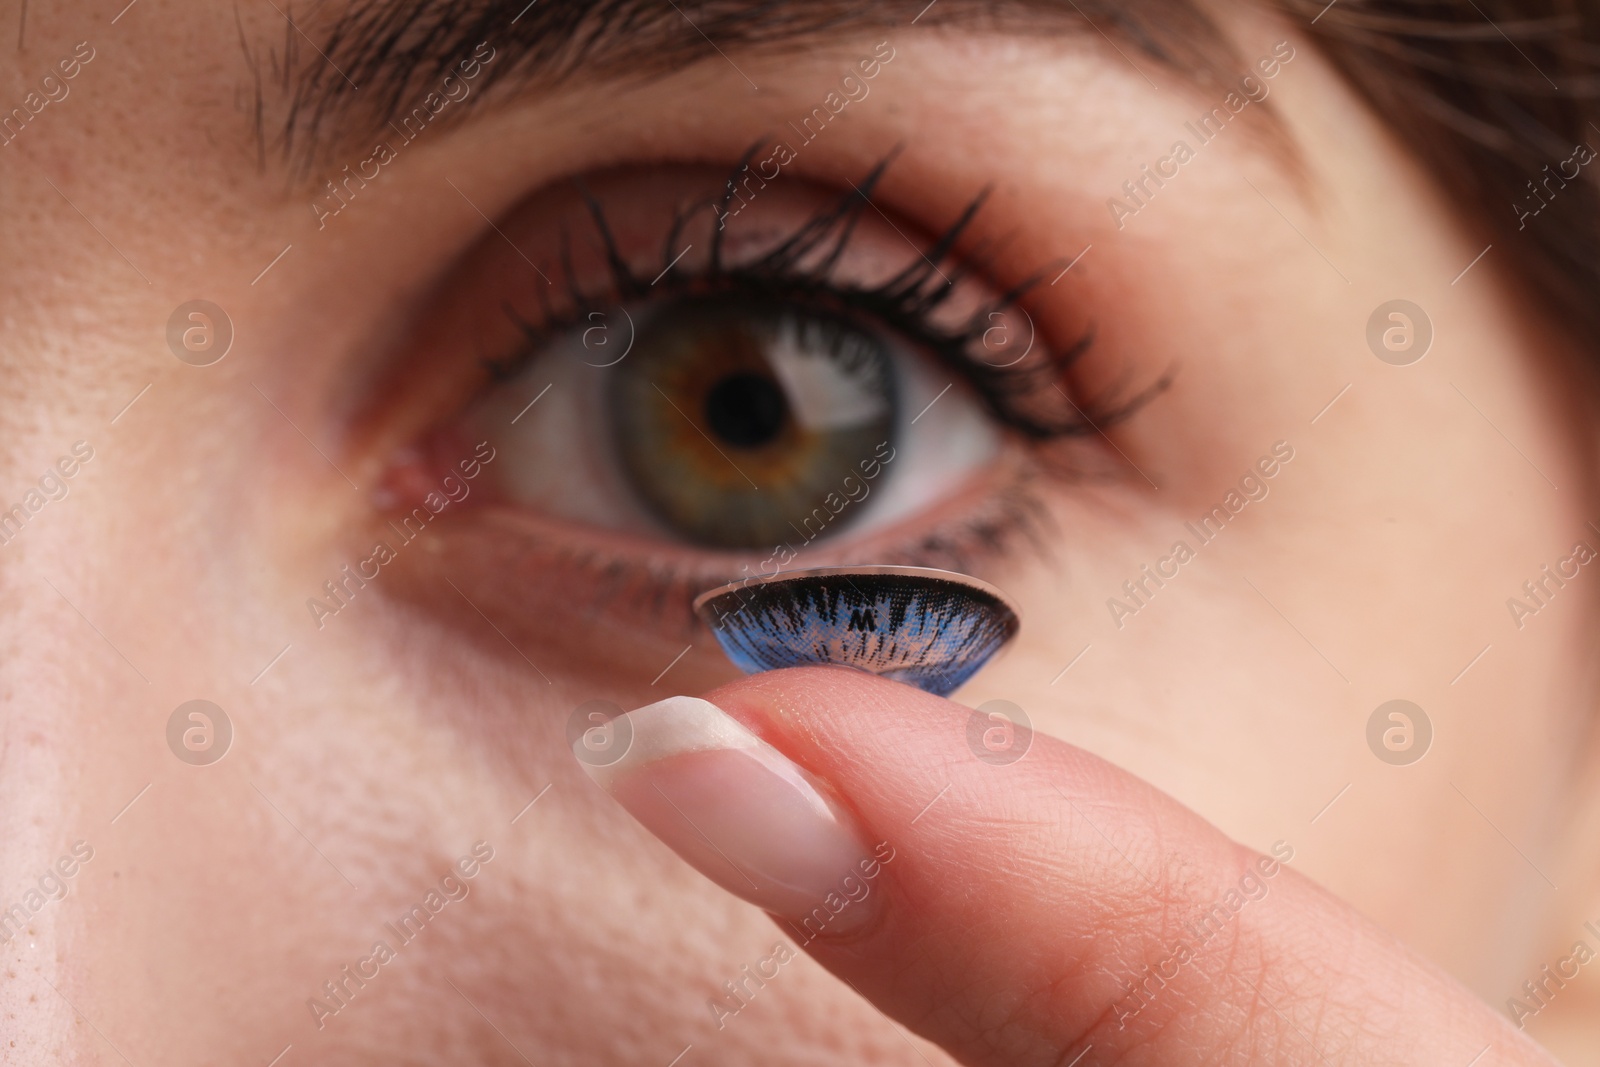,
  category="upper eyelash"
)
[485,150,1168,440]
